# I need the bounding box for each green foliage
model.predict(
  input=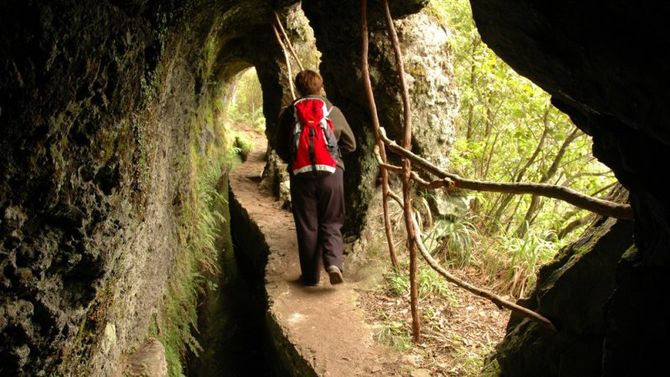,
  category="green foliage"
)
[386,267,410,297]
[449,333,496,377]
[422,216,478,268]
[495,231,564,297]
[372,311,413,351]
[481,358,502,377]
[233,134,254,162]
[385,266,458,304]
[418,268,459,304]
[420,0,619,297]
[374,322,412,351]
[436,0,616,236]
